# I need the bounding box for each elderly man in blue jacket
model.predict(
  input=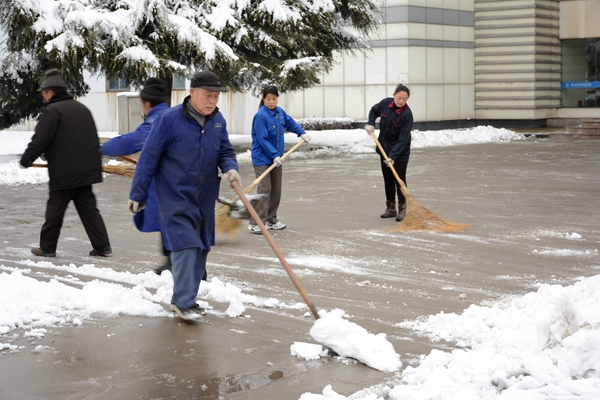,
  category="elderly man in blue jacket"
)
[128,71,241,321]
